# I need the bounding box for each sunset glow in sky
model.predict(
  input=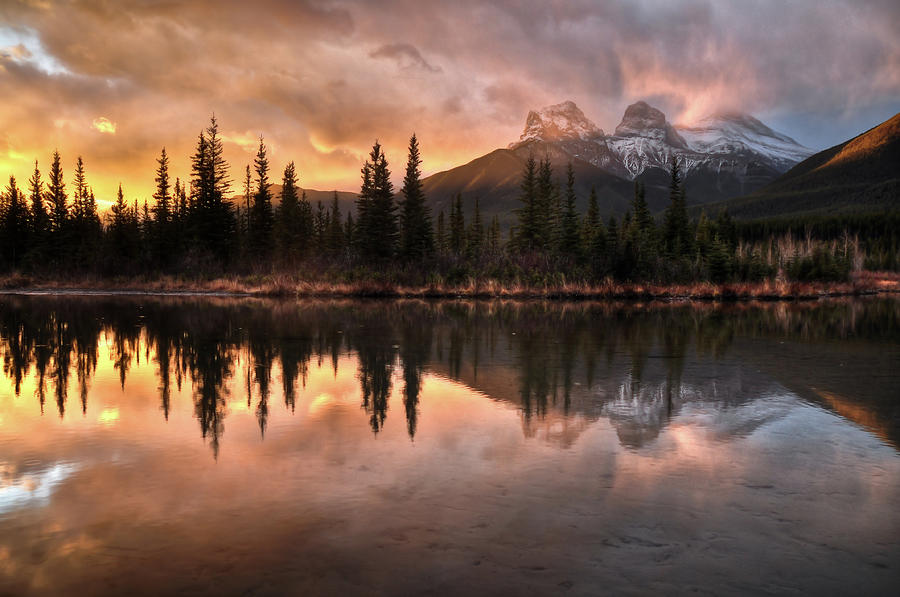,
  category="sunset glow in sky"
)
[1,0,898,205]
